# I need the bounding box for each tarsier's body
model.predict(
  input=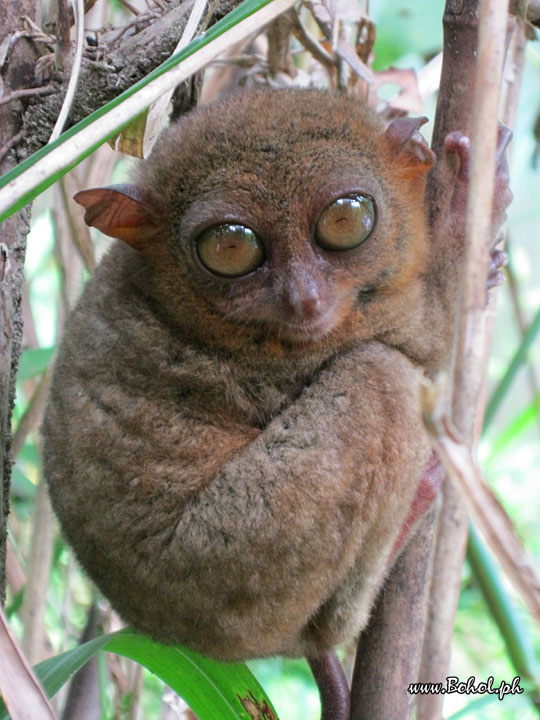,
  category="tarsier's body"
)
[42,89,510,717]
